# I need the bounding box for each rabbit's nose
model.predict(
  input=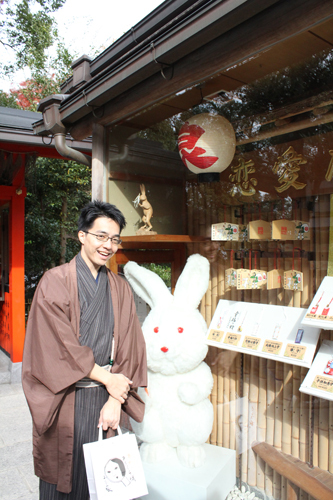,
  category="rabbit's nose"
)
[161,347,168,353]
